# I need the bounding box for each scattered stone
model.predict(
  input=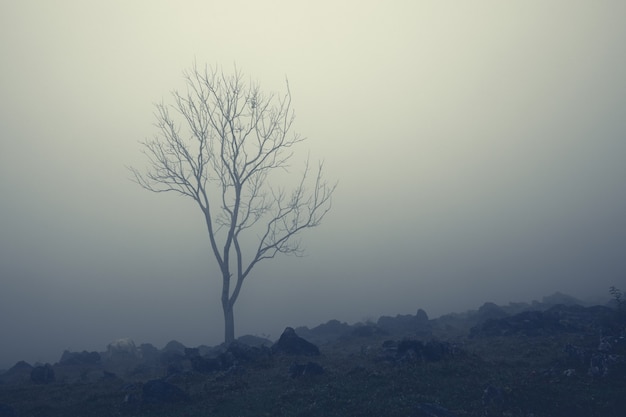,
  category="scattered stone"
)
[30,364,55,384]
[271,327,320,356]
